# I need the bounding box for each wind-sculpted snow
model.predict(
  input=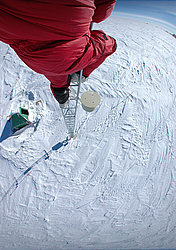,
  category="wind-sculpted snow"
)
[0,17,176,250]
